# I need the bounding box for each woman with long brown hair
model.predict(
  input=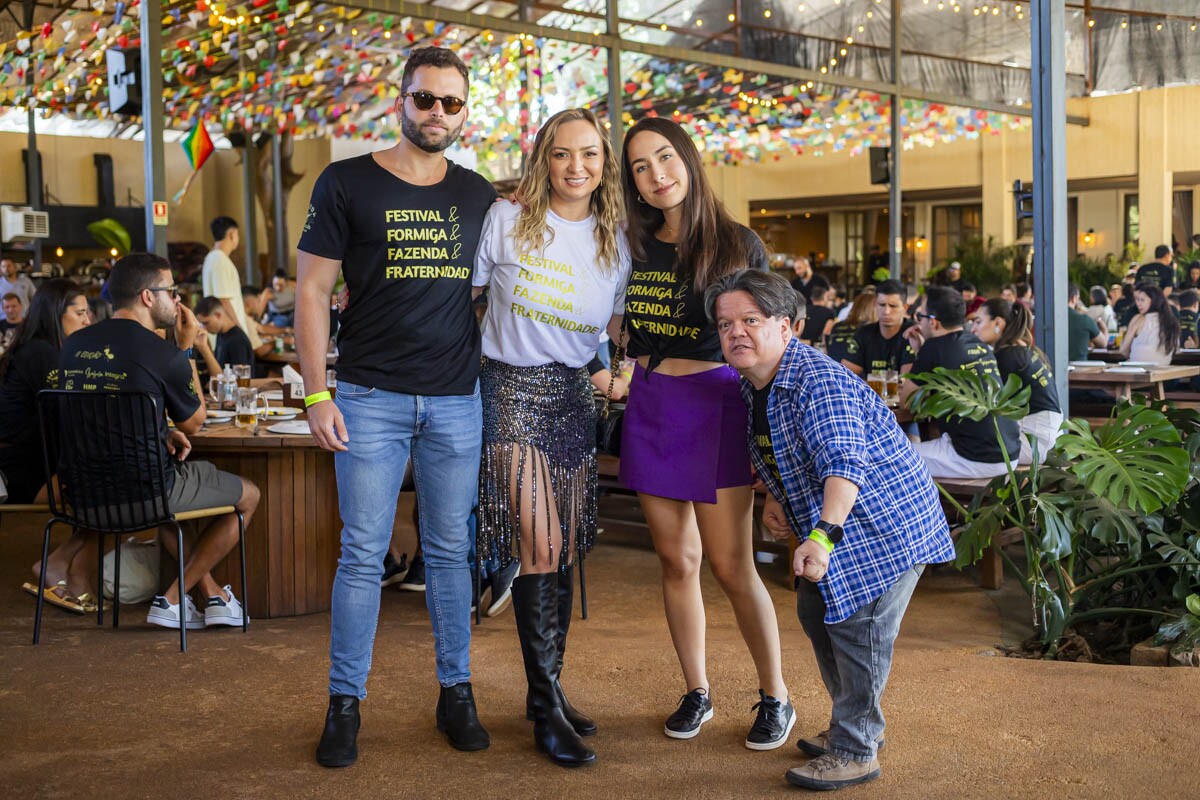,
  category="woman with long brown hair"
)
[473,108,629,767]
[619,117,792,749]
